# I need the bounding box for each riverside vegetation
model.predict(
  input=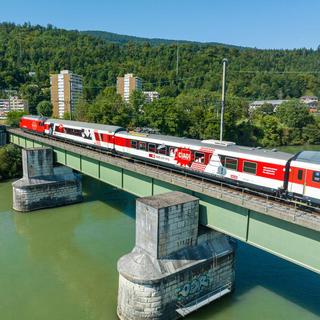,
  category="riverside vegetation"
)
[0,144,22,180]
[1,22,320,147]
